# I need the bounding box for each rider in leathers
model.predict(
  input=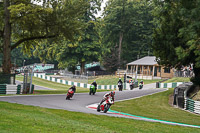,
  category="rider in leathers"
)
[91,81,97,92]
[100,91,115,104]
[68,85,76,96]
